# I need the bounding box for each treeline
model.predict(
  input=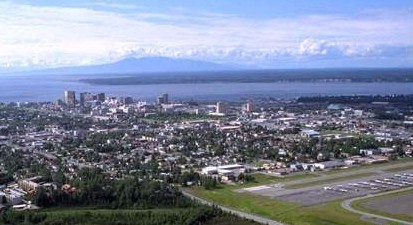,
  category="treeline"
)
[80,68,413,85]
[0,206,260,225]
[179,170,255,190]
[297,95,413,104]
[0,172,13,185]
[0,167,261,225]
[32,167,192,209]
